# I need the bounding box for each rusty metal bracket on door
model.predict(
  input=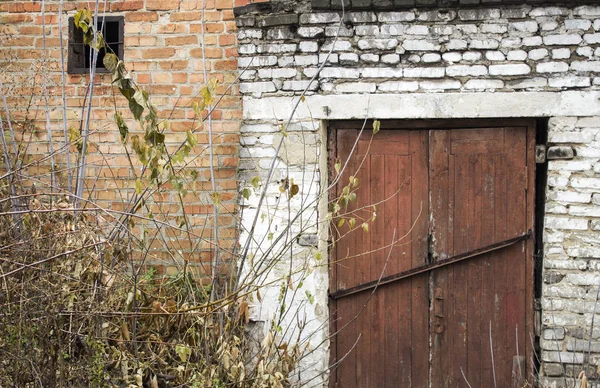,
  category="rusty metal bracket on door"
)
[329,230,532,300]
